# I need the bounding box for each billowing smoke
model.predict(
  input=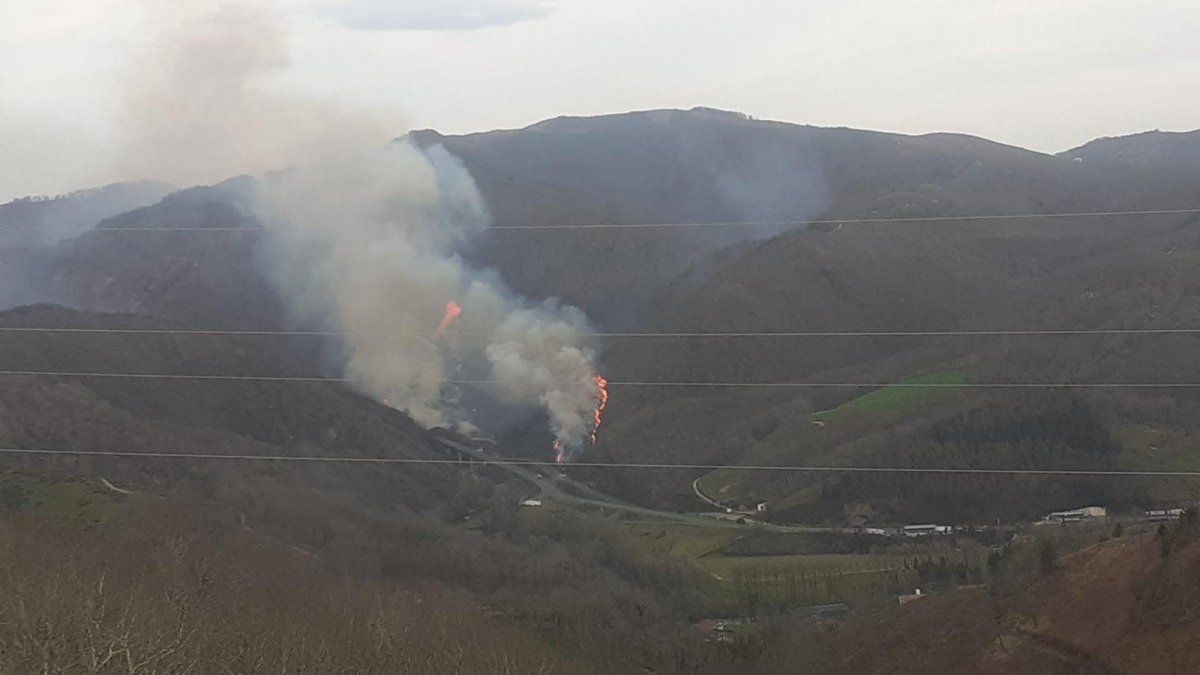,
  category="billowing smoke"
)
[113,2,394,191]
[2,0,607,454]
[485,303,604,454]
[255,142,605,451]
